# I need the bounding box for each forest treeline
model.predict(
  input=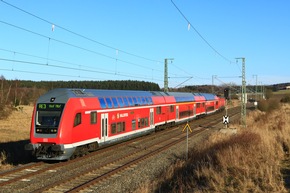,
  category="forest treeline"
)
[0,74,287,119]
[0,76,160,119]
